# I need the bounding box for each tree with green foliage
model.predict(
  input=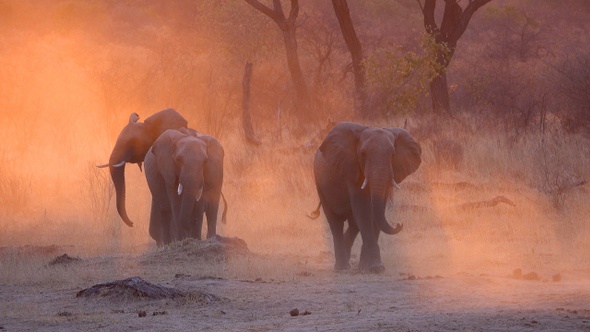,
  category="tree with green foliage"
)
[417,0,491,113]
